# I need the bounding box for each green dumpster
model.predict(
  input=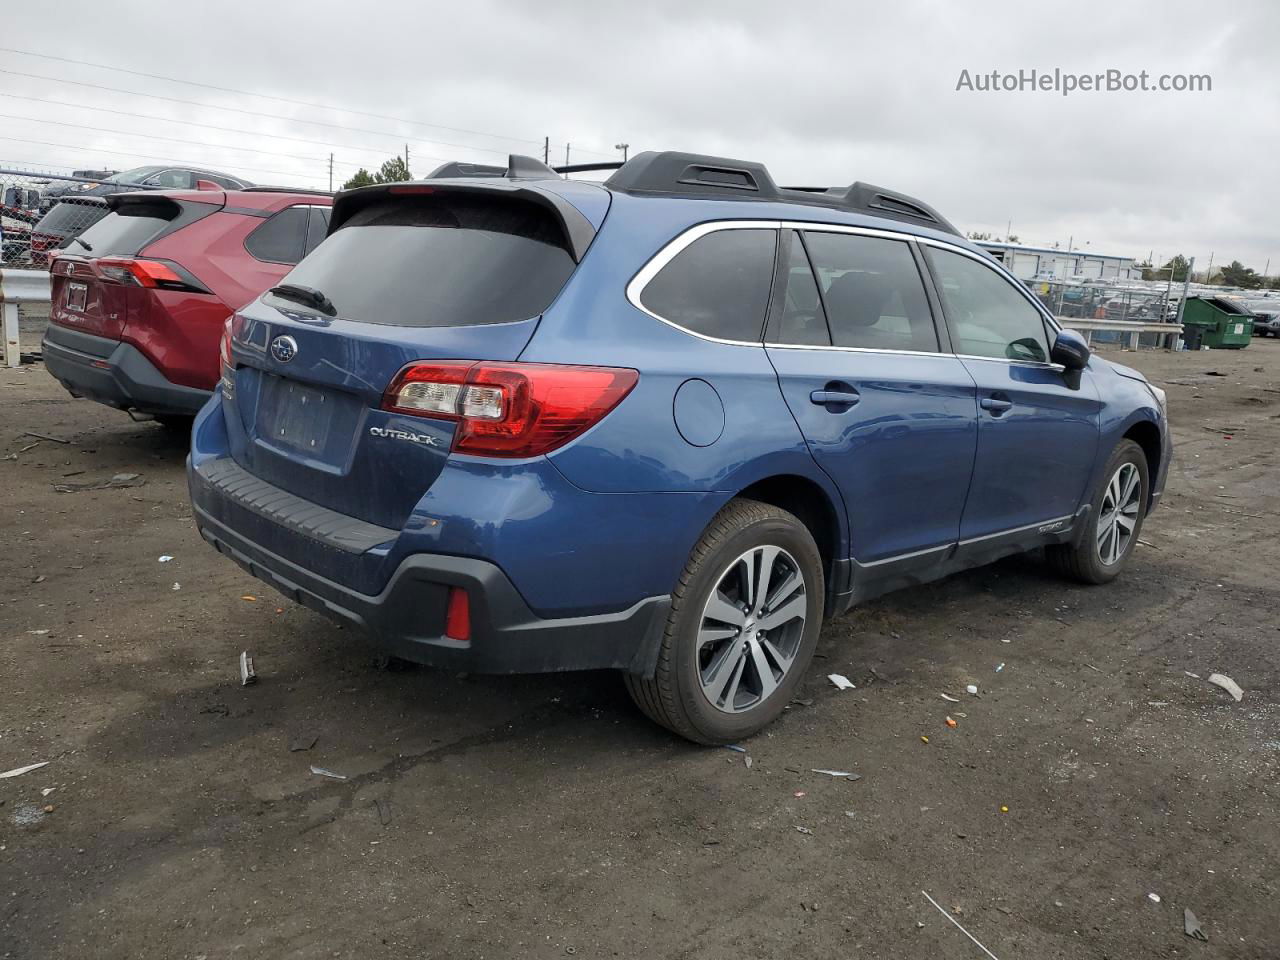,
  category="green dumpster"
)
[1182,297,1254,349]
